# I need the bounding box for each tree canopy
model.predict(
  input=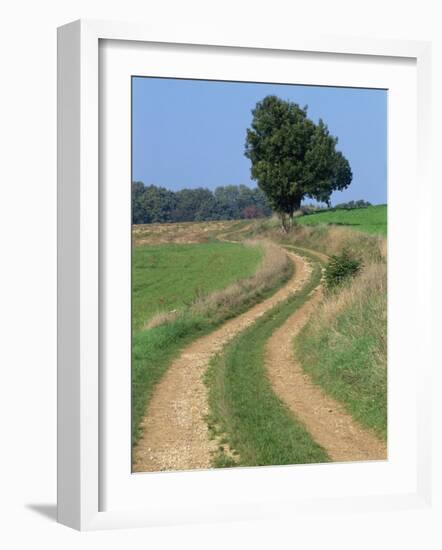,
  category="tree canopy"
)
[245,95,352,230]
[132,183,272,224]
